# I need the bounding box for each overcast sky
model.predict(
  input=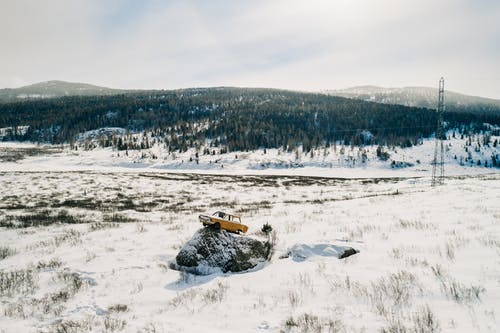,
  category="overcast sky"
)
[1,0,499,98]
